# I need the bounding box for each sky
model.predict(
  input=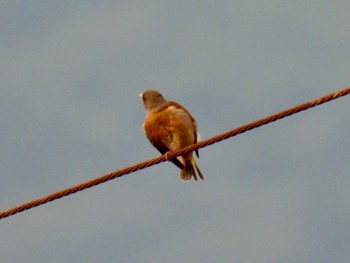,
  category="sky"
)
[1,1,350,262]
